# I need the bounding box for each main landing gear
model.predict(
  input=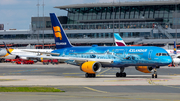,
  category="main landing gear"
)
[85,73,96,78]
[116,67,126,77]
[152,68,157,78]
